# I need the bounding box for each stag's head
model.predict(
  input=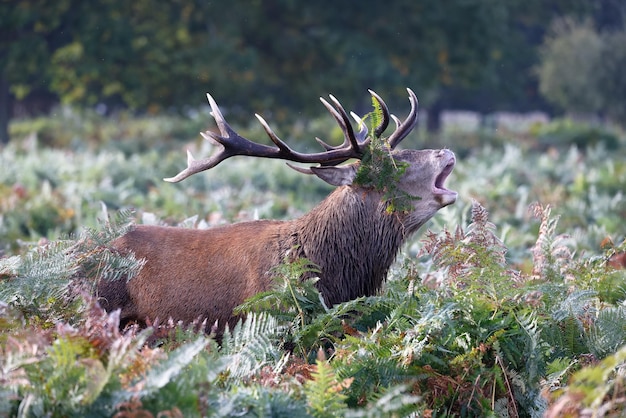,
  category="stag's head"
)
[308,146,457,234]
[165,88,457,223]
